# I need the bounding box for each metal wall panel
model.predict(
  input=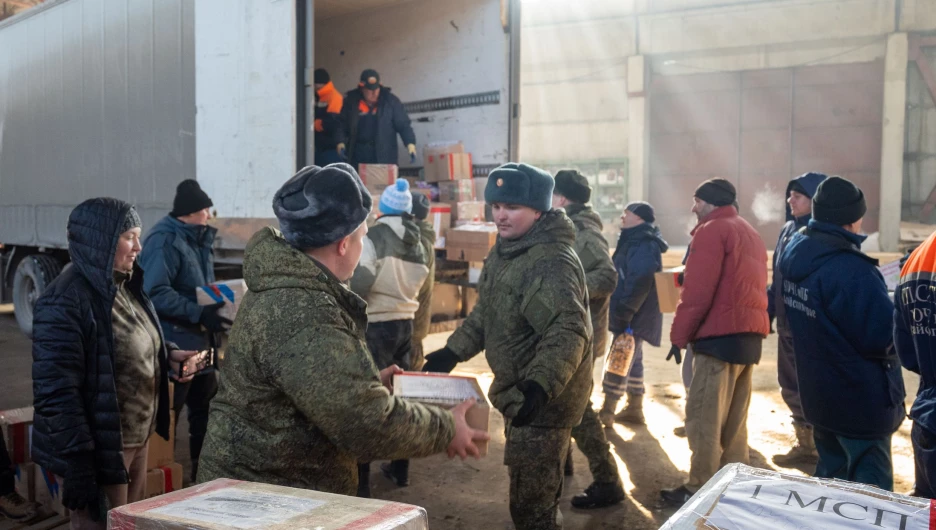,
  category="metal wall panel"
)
[0,0,195,247]
[648,60,884,247]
